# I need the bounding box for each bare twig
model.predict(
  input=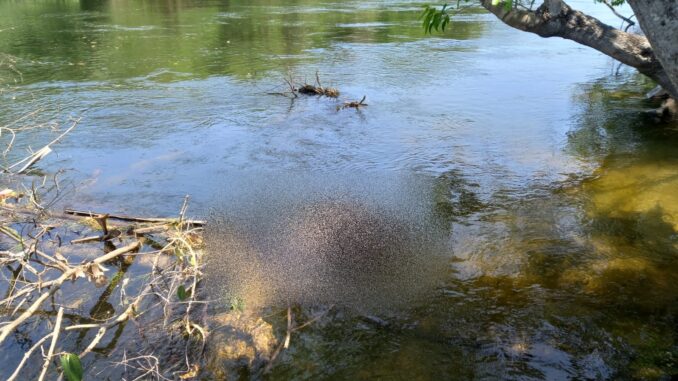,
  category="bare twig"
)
[338,95,368,110]
[8,117,80,174]
[37,306,64,381]
[80,326,106,357]
[64,208,205,226]
[178,195,189,225]
[264,306,294,373]
[284,306,292,349]
[0,240,141,345]
[601,0,635,29]
[7,332,55,381]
